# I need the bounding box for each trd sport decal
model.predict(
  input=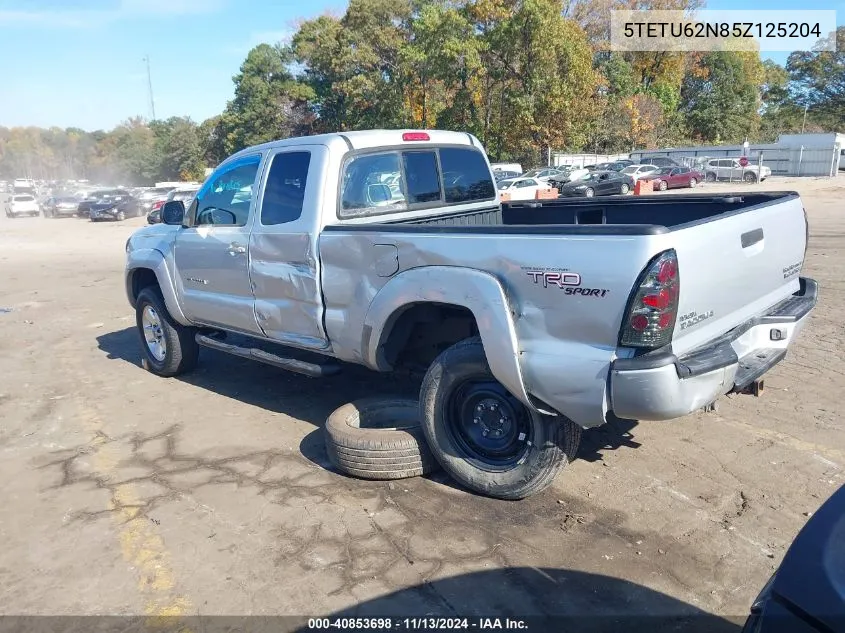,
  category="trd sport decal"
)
[524,269,610,298]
